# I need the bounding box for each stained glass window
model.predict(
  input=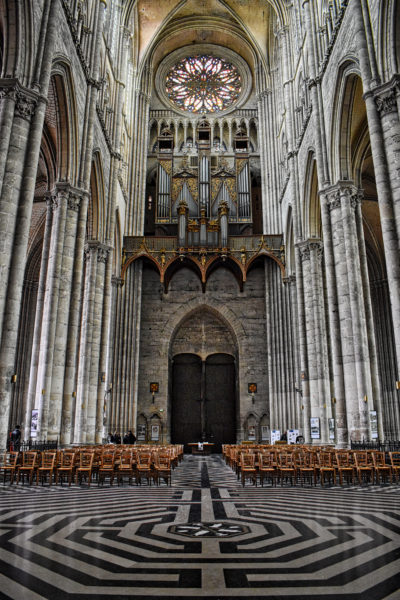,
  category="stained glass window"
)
[166,55,241,113]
